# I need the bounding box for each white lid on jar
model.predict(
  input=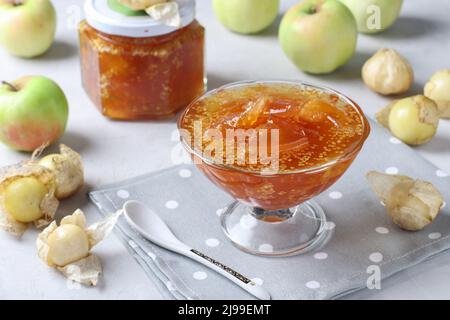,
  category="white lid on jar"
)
[84,0,196,37]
